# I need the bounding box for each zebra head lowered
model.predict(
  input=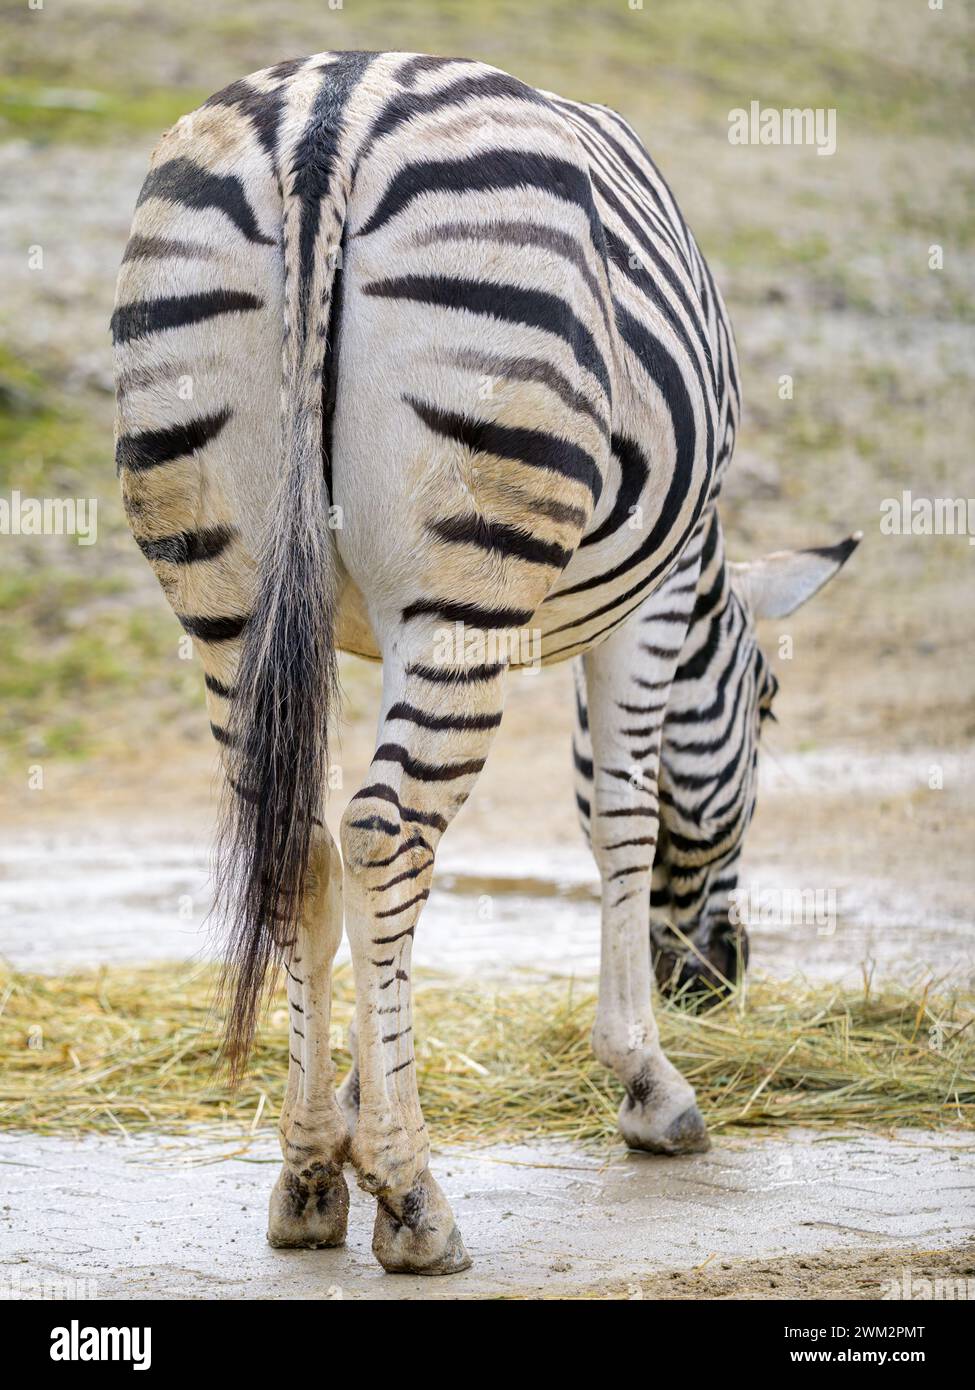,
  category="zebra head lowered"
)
[649,530,862,1004]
